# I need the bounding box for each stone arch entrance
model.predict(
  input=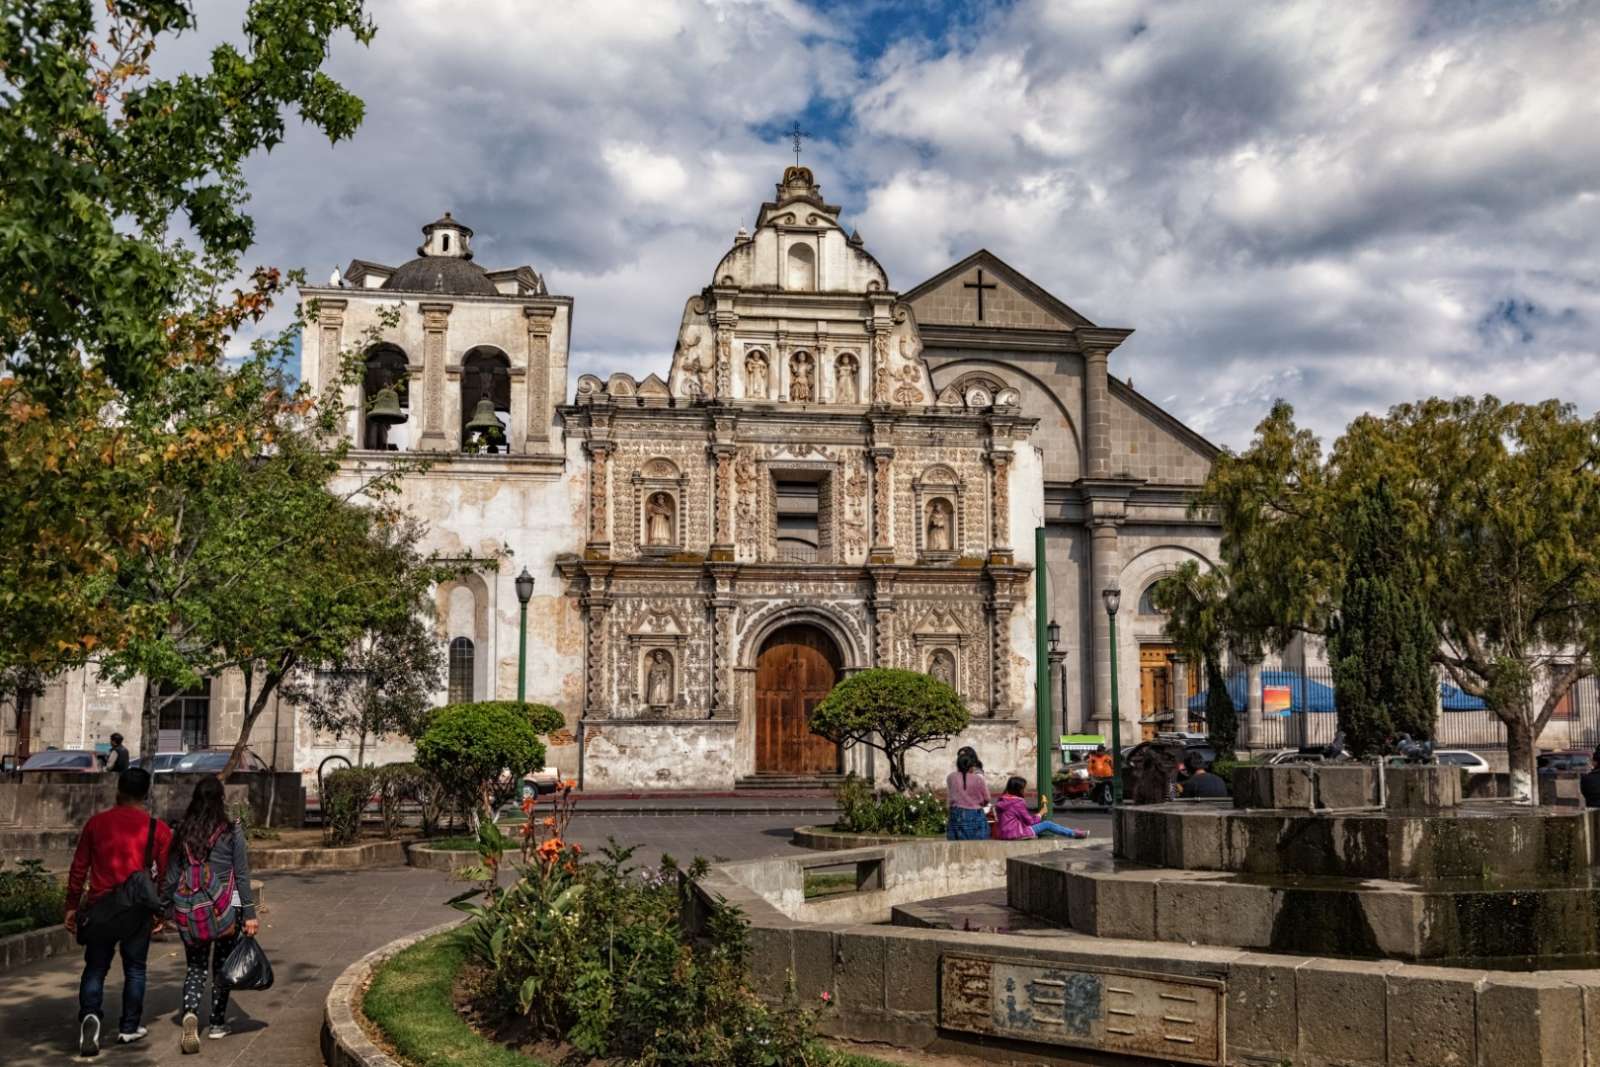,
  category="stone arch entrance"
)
[755,624,842,775]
